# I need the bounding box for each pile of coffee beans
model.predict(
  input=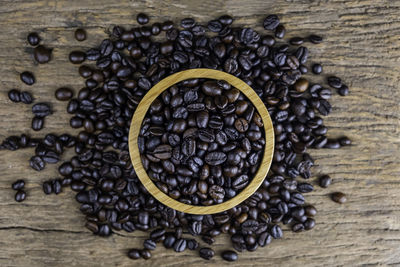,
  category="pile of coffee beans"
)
[1,13,351,262]
[139,79,265,205]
